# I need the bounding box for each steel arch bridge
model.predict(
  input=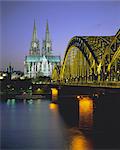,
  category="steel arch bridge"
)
[52,29,120,88]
